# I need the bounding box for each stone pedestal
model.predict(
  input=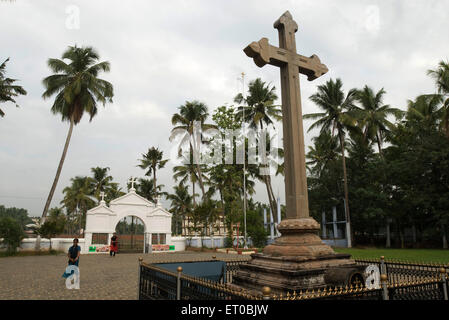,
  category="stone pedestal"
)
[232,218,362,294]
